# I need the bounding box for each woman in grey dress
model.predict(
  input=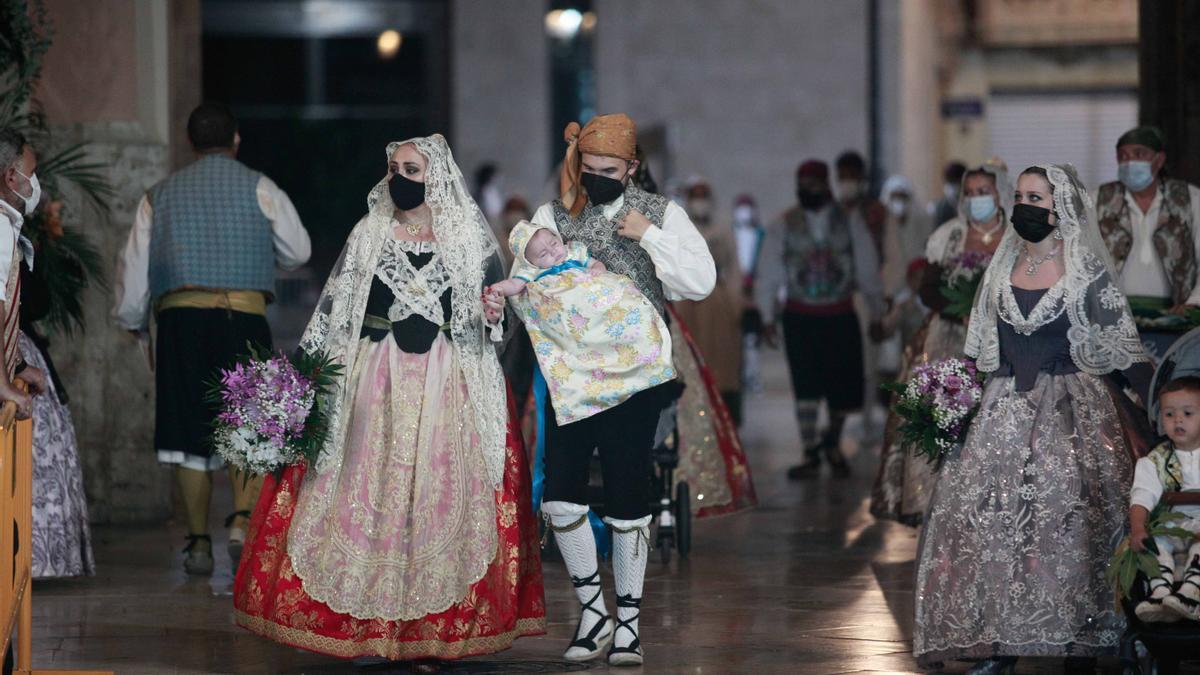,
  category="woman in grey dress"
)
[19,330,94,579]
[913,164,1151,672]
